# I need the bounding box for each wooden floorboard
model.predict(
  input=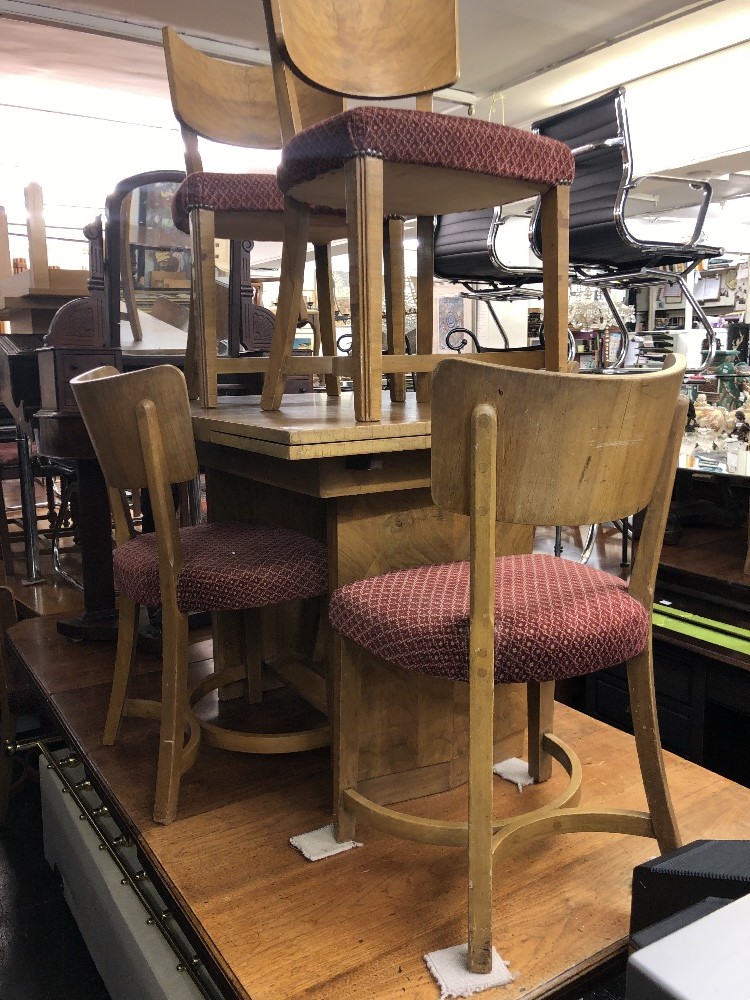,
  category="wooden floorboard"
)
[9,615,750,1000]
